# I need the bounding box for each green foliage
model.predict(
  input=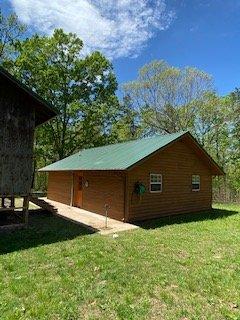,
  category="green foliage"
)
[6,29,124,190]
[0,9,26,64]
[123,59,240,201]
[13,29,120,160]
[123,59,213,133]
[0,204,239,319]
[0,6,239,199]
[112,95,144,141]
